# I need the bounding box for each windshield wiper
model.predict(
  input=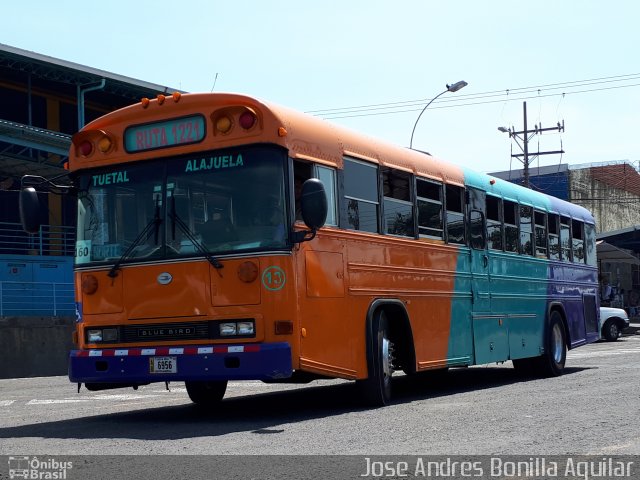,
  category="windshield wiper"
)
[107,199,162,278]
[169,195,224,276]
